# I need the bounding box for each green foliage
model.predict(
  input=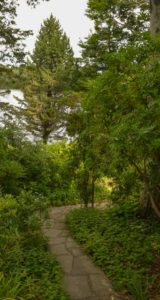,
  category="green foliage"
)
[32,15,75,85]
[1,3,160,299]
[0,0,49,61]
[16,15,78,143]
[66,108,109,206]
[0,125,80,206]
[0,0,31,63]
[0,125,51,195]
[94,178,113,202]
[0,125,26,194]
[82,35,160,216]
[45,141,79,205]
[80,0,149,77]
[16,190,49,231]
[0,0,50,94]
[67,202,160,299]
[0,193,70,300]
